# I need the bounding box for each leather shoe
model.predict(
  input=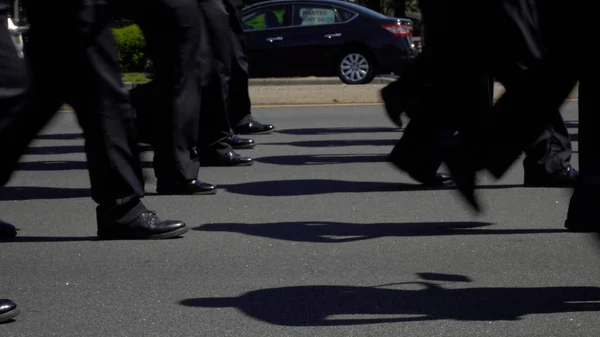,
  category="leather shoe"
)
[380,83,404,128]
[200,151,253,167]
[226,135,255,149]
[564,186,599,232]
[0,299,19,323]
[234,118,275,135]
[0,220,17,240]
[443,138,481,212]
[388,156,454,187]
[97,209,188,240]
[524,165,579,187]
[157,179,217,195]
